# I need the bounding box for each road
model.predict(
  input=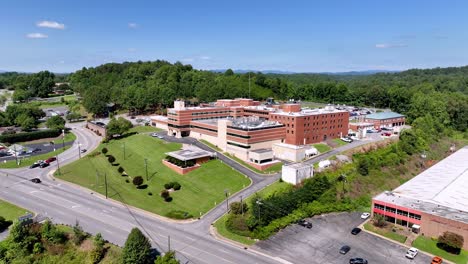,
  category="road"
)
[0,122,386,263]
